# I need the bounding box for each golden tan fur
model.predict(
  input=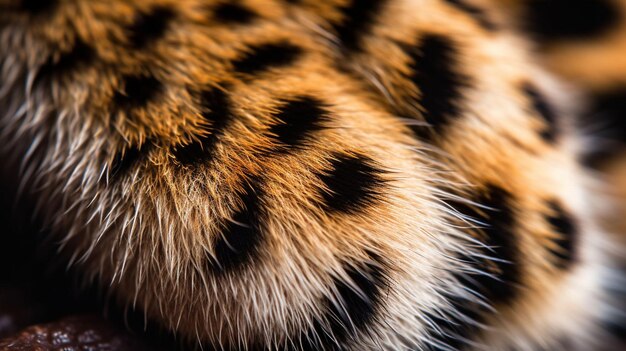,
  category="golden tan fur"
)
[0,0,622,350]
